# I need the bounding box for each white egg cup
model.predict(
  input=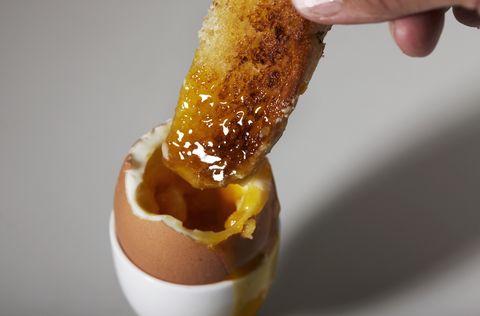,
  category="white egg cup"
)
[110,213,237,316]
